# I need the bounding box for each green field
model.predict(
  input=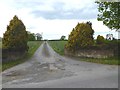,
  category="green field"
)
[48,41,119,65]
[2,41,42,71]
[48,41,67,55]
